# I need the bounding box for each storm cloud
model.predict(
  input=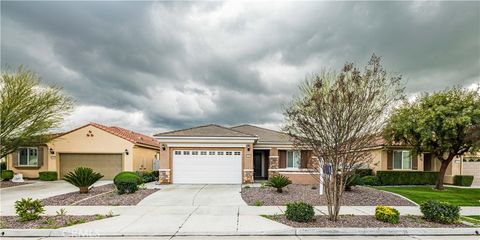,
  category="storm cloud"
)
[2,1,479,134]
